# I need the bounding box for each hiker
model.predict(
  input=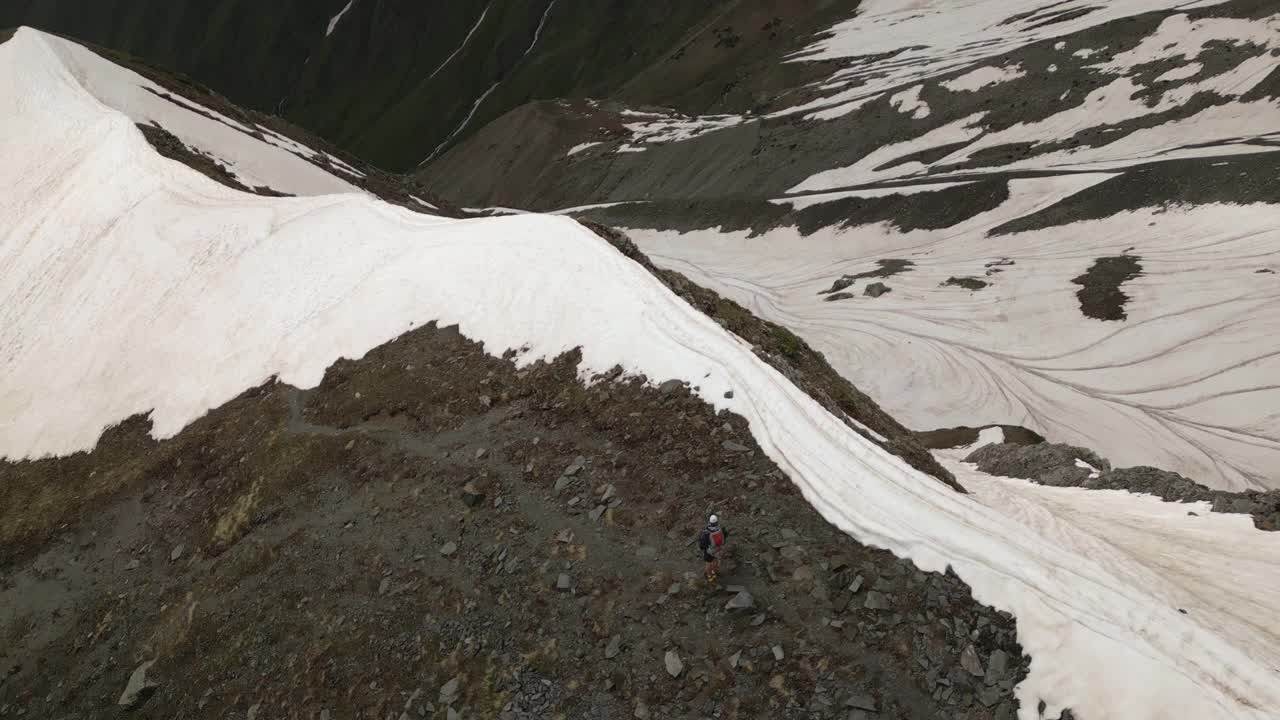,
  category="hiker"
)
[698,514,728,583]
